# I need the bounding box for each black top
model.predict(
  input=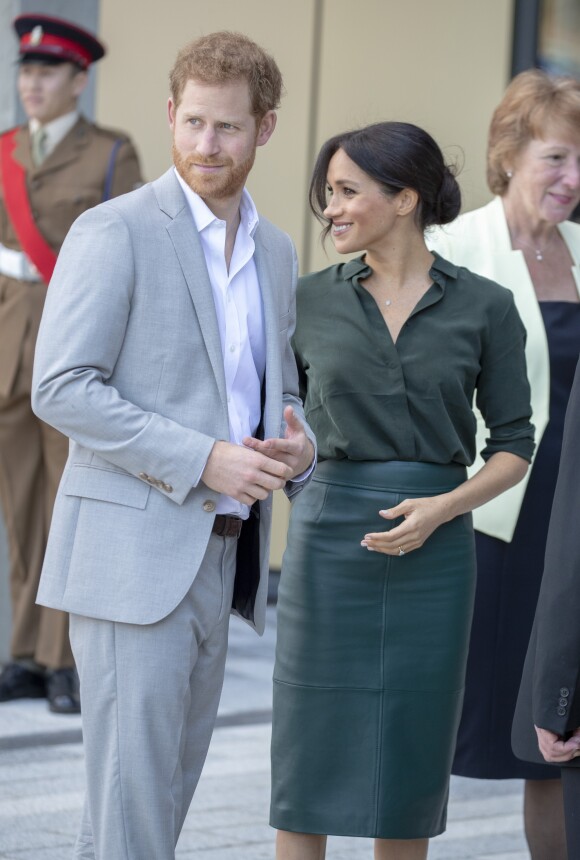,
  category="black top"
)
[293,253,534,466]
